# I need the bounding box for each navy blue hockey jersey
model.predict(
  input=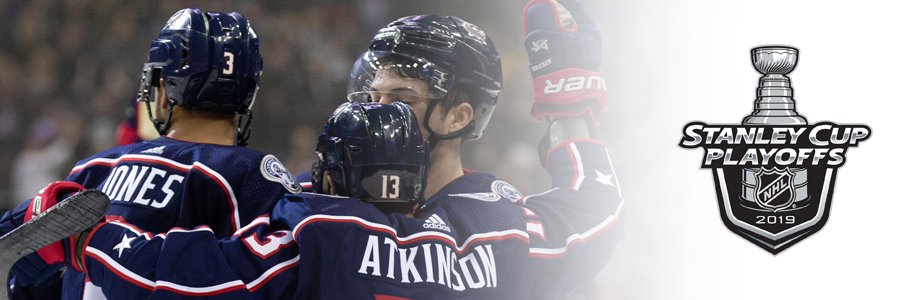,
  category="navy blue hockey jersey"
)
[2,136,302,299]
[67,137,301,236]
[81,140,623,299]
